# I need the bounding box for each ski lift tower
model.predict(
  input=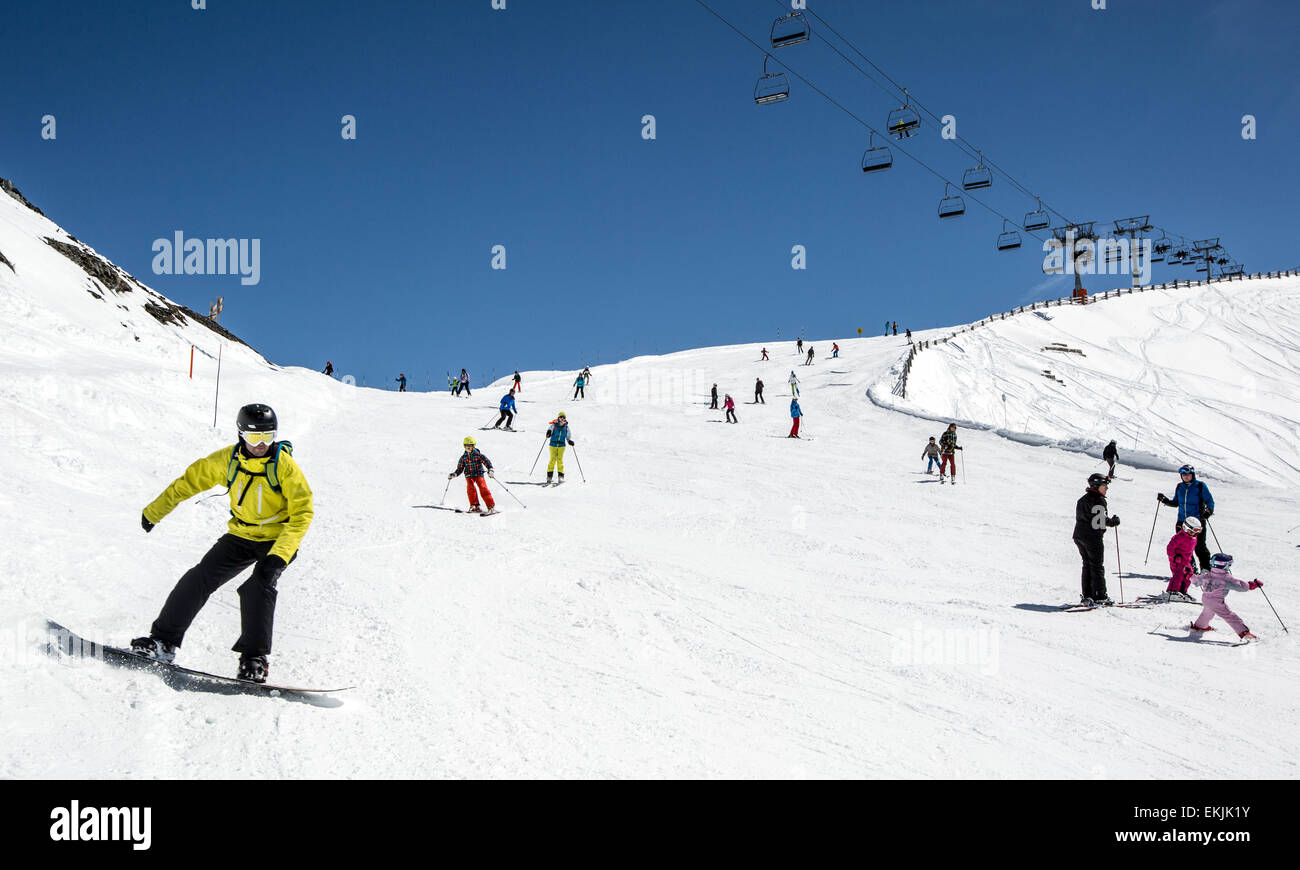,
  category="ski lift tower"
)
[1112,216,1153,288]
[1193,238,1223,281]
[1053,223,1097,302]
